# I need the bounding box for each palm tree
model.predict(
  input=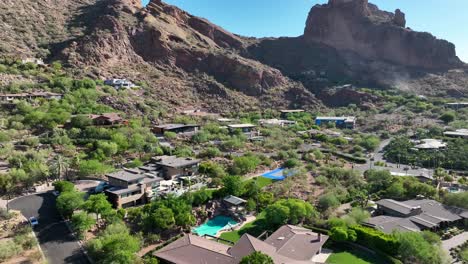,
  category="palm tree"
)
[50,155,71,180]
